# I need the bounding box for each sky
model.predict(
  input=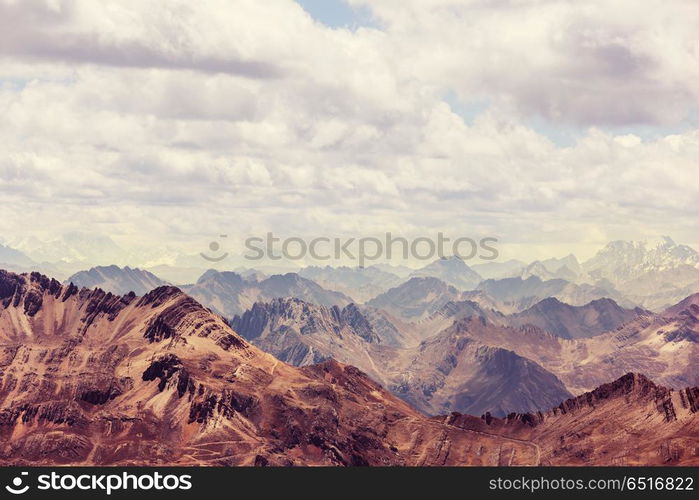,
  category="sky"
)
[0,0,698,266]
